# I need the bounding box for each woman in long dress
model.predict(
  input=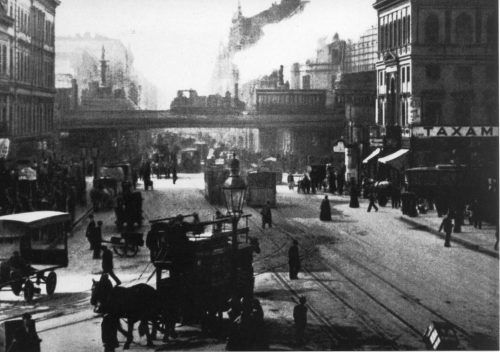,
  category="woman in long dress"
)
[320,196,332,221]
